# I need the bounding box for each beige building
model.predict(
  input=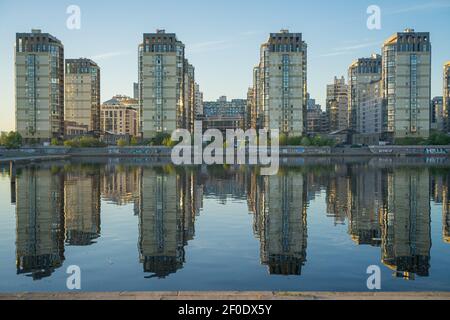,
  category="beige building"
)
[382,29,431,140]
[65,58,101,133]
[255,30,307,136]
[139,30,194,139]
[184,61,196,132]
[15,29,64,142]
[194,83,203,117]
[100,95,138,137]
[444,62,450,132]
[250,66,261,129]
[327,76,349,132]
[358,80,384,136]
[348,54,382,133]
